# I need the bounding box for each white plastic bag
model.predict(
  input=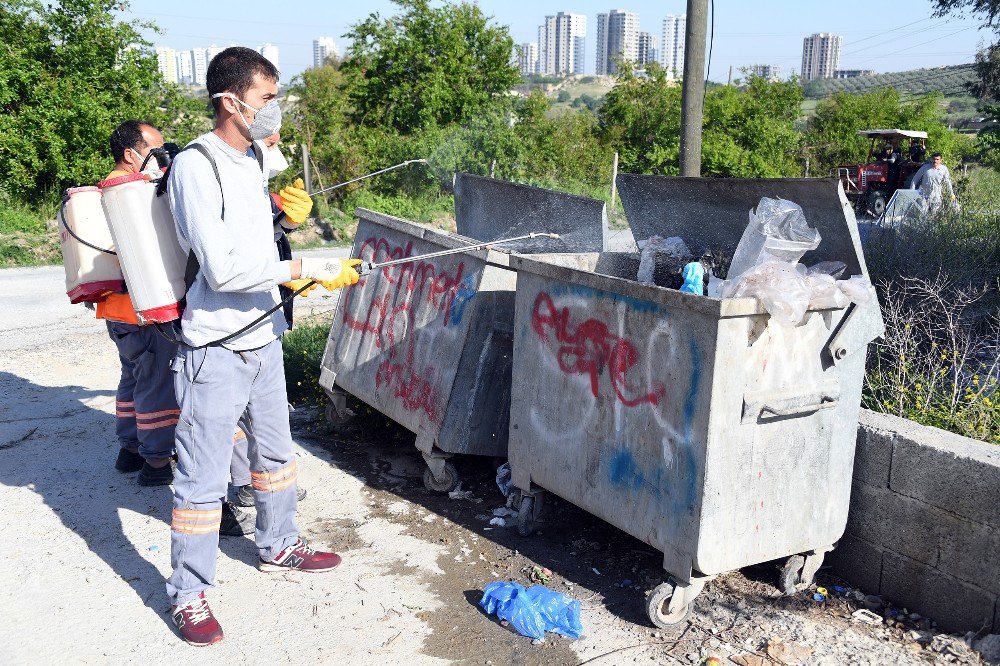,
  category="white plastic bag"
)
[727,198,821,282]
